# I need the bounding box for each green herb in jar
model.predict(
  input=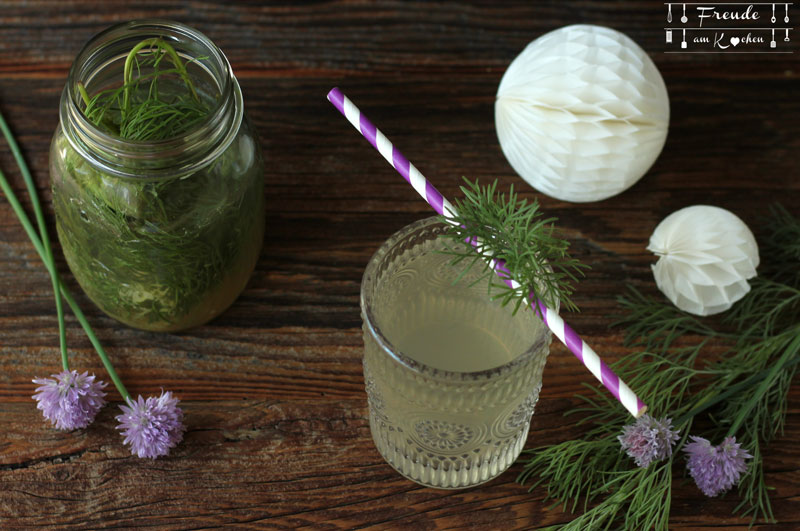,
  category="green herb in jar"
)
[52,34,265,331]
